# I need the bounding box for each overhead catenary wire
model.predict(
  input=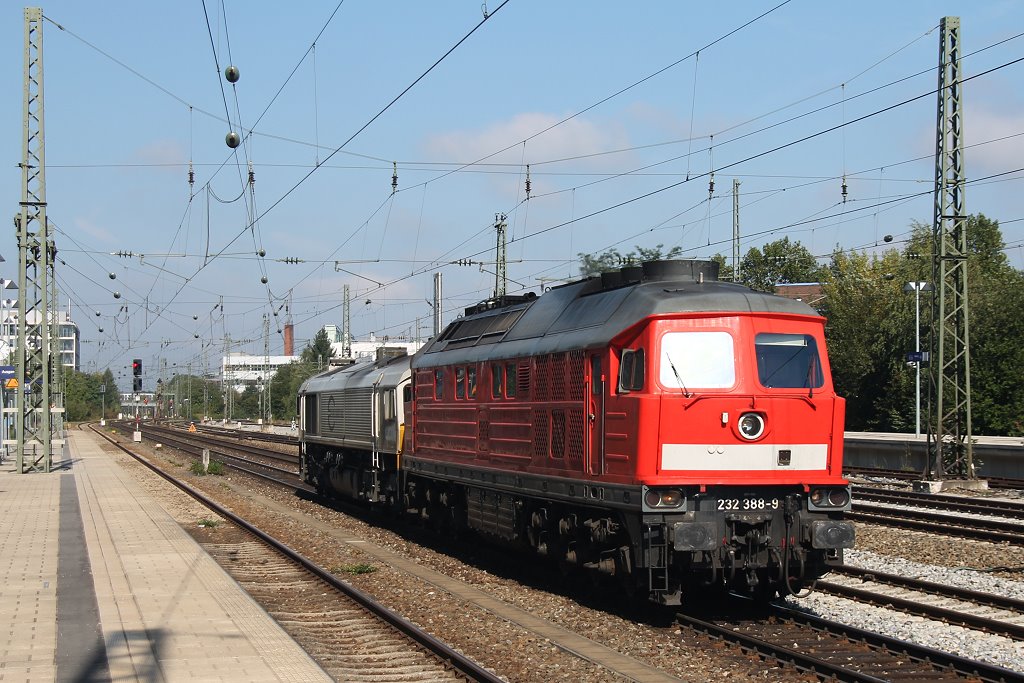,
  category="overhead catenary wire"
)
[32,7,1024,374]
